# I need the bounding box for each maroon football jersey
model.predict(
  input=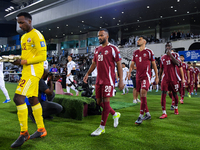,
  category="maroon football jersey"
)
[188,67,194,81]
[132,48,155,80]
[194,67,200,81]
[182,62,188,81]
[93,43,121,85]
[160,53,181,82]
